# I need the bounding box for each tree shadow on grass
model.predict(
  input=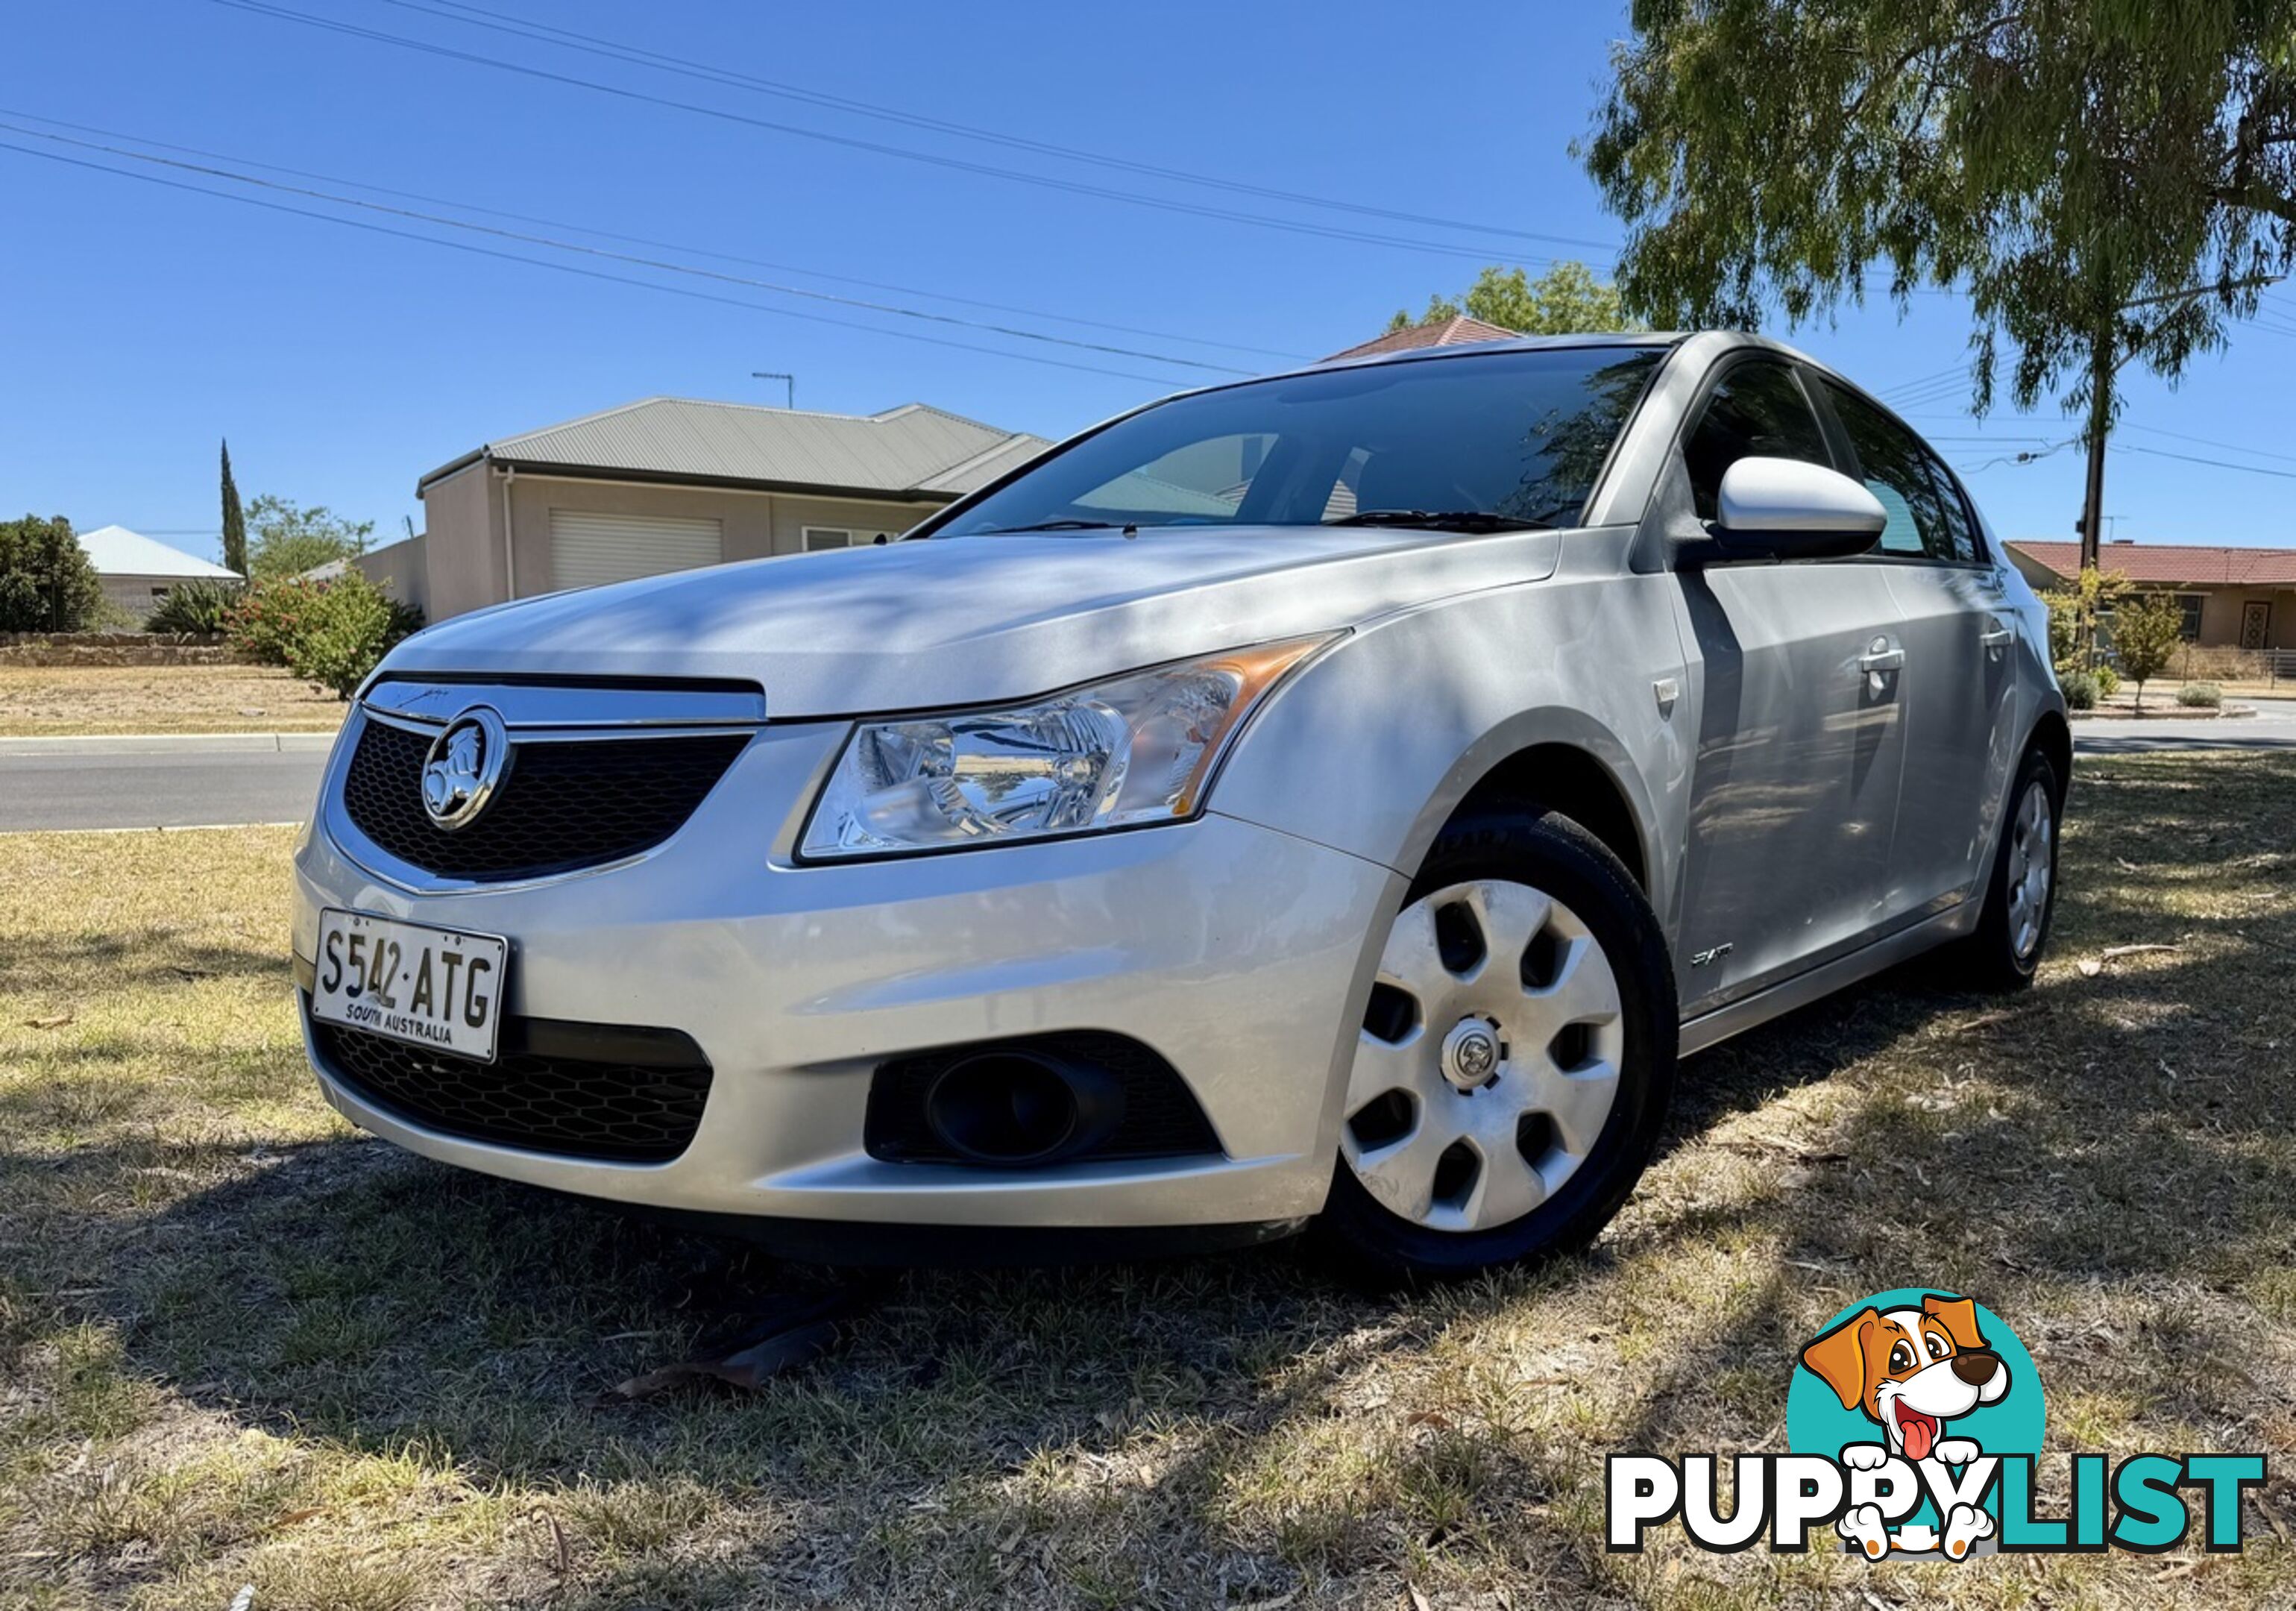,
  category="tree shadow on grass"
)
[26,753,2296,1606]
[0,929,286,995]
